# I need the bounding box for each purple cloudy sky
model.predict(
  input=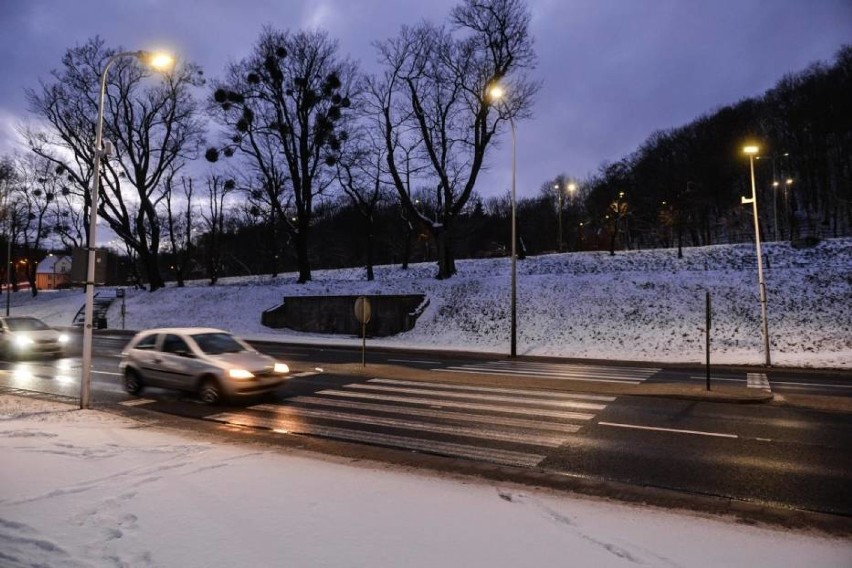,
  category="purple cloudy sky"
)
[0,0,849,199]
